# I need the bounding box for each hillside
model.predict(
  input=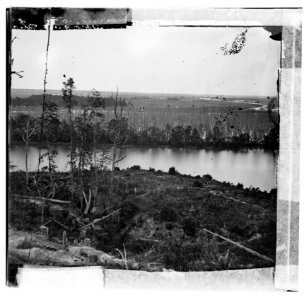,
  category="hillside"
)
[8,168,276,271]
